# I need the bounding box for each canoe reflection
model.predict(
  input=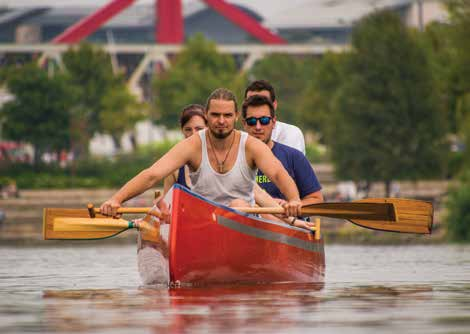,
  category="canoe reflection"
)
[42,283,324,333]
[150,283,324,333]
